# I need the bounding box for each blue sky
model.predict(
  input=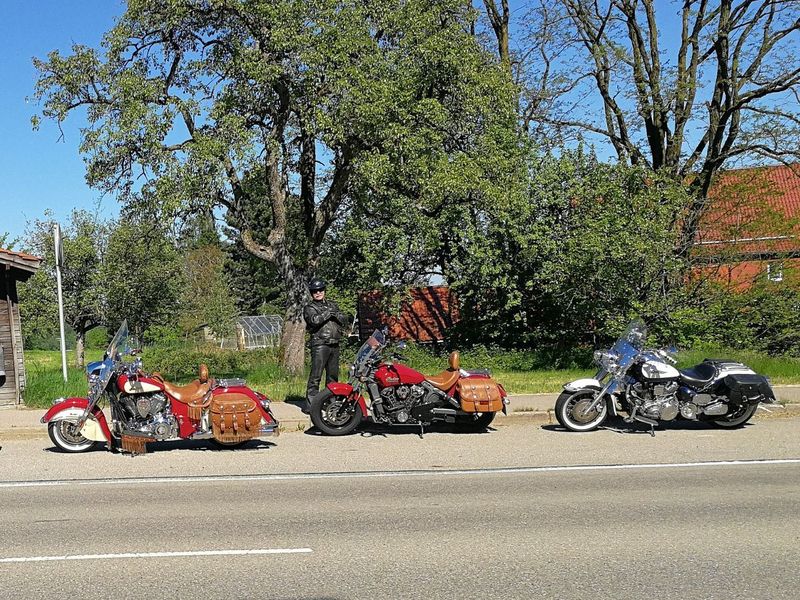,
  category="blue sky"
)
[0,0,125,245]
